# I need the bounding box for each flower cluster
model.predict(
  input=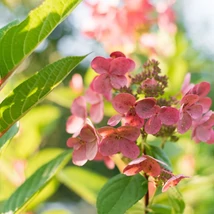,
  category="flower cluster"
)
[82,0,176,56]
[66,51,213,192]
